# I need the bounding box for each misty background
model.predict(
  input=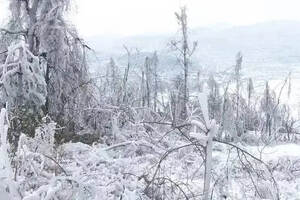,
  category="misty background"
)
[2,0,299,102]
